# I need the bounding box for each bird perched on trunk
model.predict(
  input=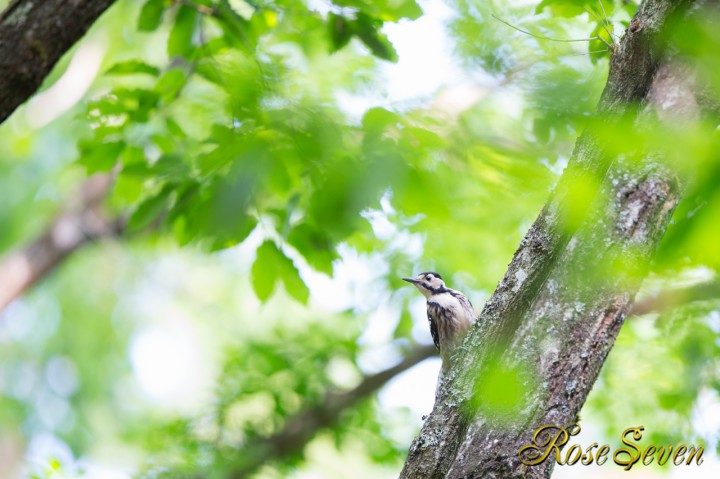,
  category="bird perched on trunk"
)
[403,272,475,368]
